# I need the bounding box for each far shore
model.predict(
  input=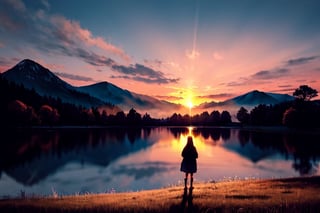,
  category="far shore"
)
[4,124,320,136]
[1,176,320,213]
